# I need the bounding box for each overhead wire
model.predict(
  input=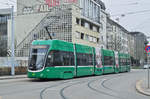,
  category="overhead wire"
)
[111,9,150,17]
